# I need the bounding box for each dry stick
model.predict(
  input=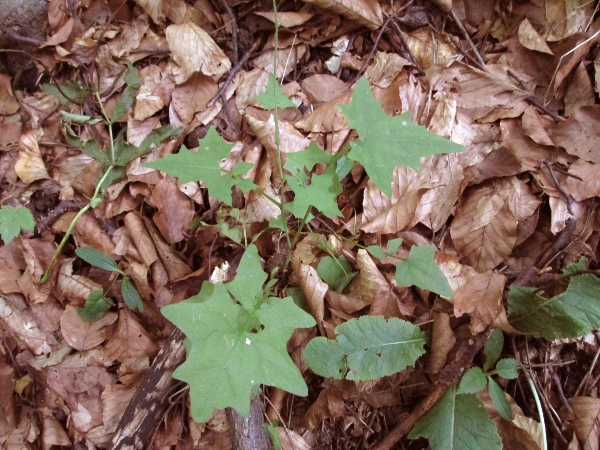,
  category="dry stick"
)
[220,0,239,65]
[36,200,86,233]
[543,162,575,215]
[385,13,423,74]
[450,9,486,70]
[372,331,487,450]
[352,0,414,84]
